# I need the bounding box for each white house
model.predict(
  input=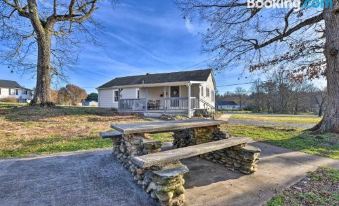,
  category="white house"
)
[82,100,98,107]
[217,100,240,110]
[97,69,216,117]
[0,80,33,102]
